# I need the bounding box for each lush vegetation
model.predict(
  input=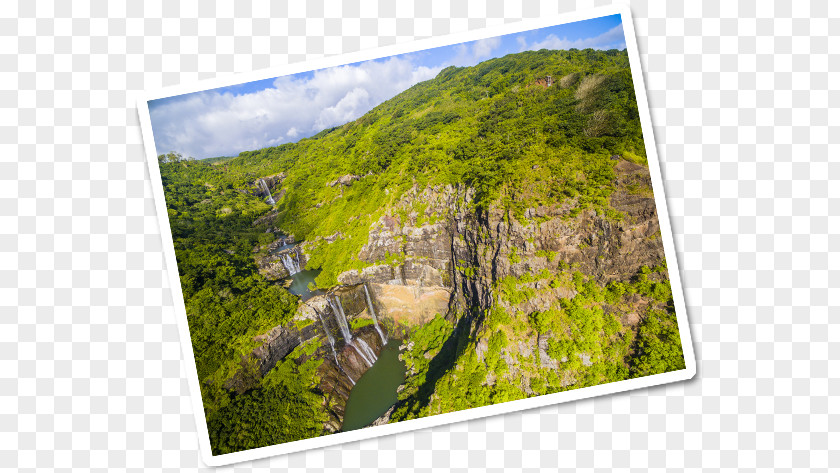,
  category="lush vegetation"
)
[159,155,328,455]
[390,263,684,420]
[206,340,328,455]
